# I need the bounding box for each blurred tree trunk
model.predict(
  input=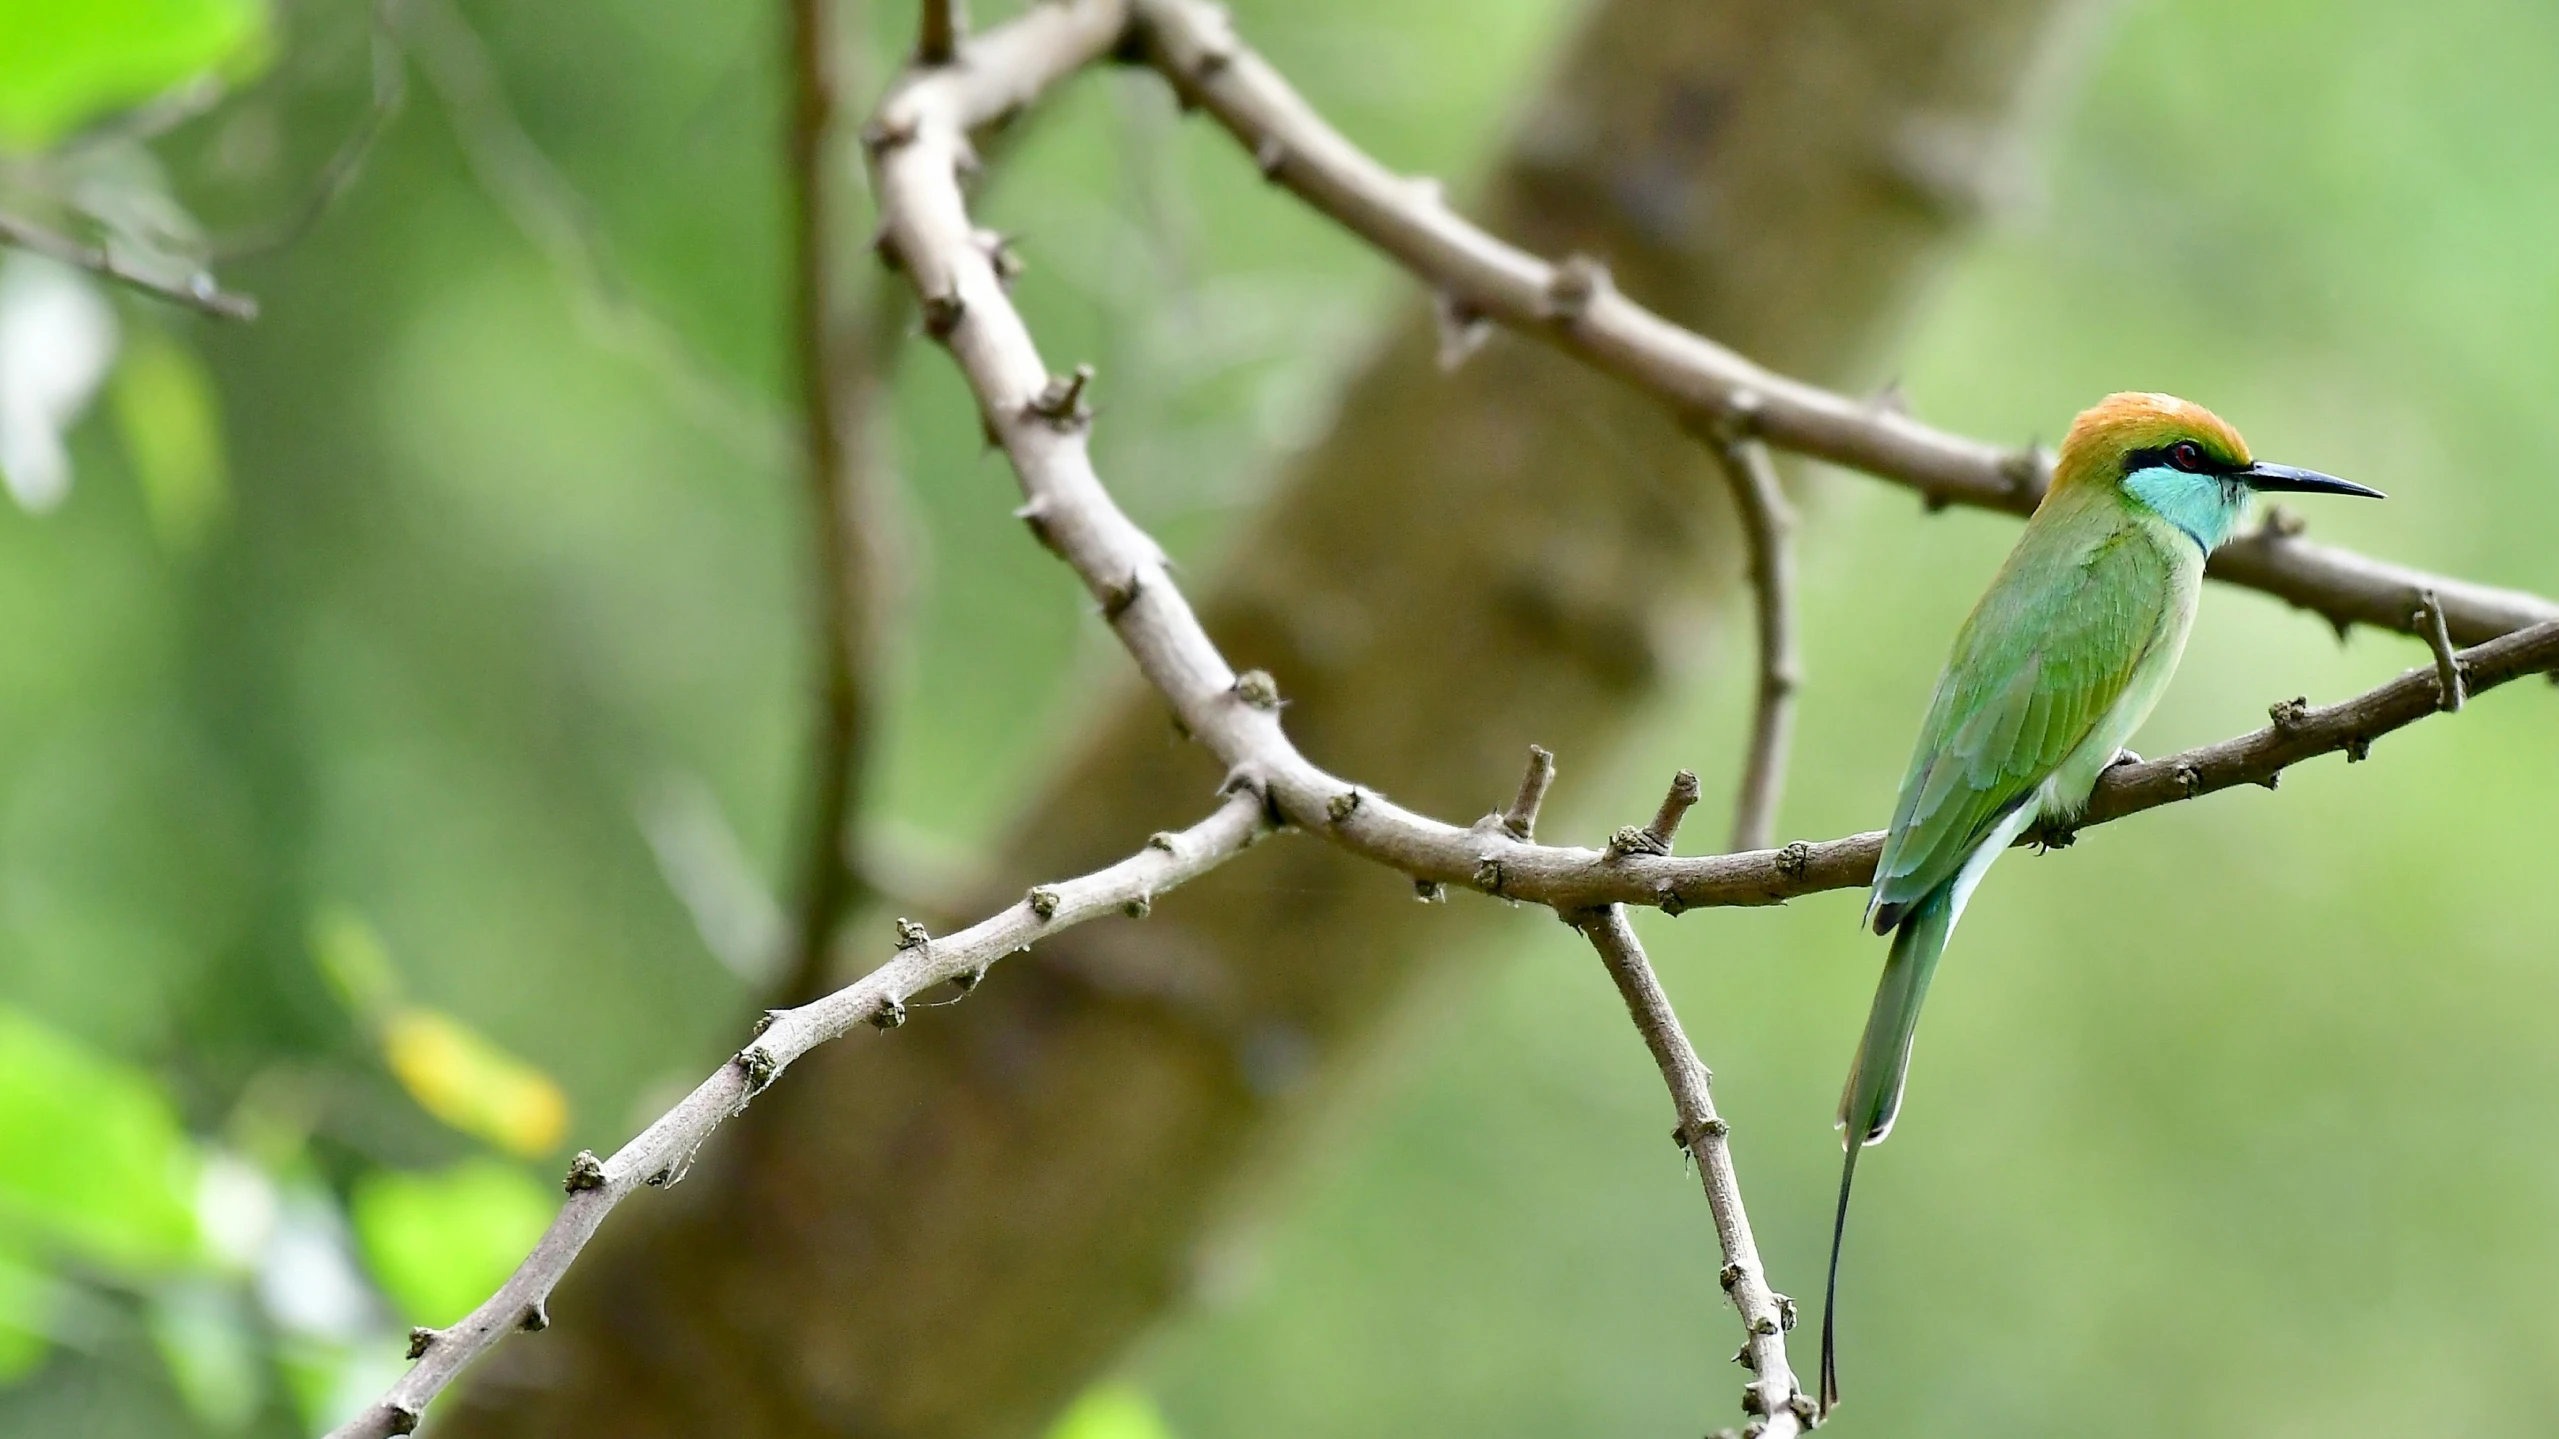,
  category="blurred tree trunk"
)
[457,0,2093,1433]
